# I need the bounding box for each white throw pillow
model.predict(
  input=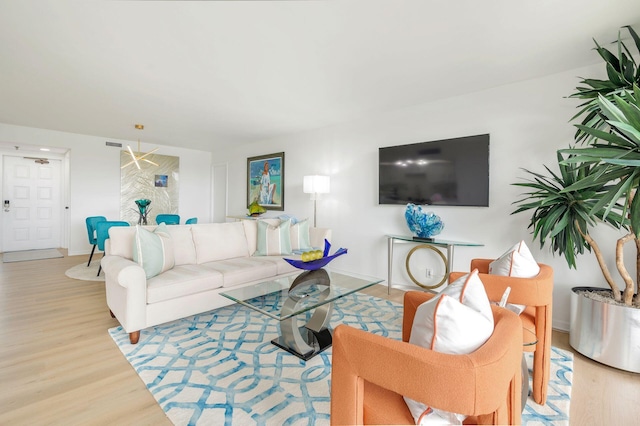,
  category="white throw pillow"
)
[404,272,494,425]
[290,219,312,251]
[132,223,175,279]
[255,219,293,256]
[440,269,494,326]
[489,240,540,278]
